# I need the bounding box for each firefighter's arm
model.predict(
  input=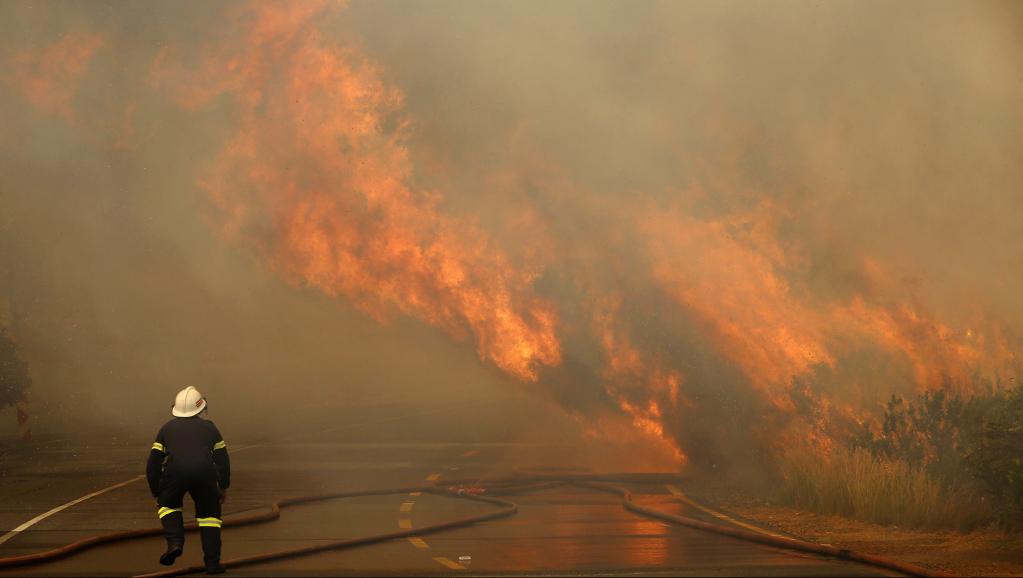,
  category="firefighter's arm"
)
[146,439,166,497]
[208,422,231,490]
[212,439,231,490]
